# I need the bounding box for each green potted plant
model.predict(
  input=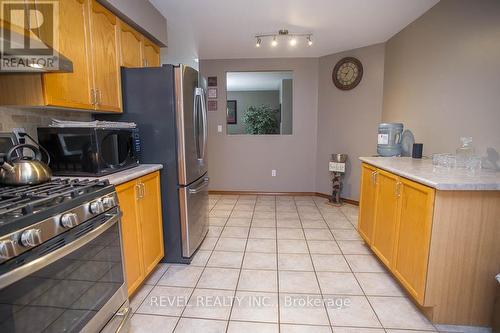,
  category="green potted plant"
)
[243,105,279,134]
